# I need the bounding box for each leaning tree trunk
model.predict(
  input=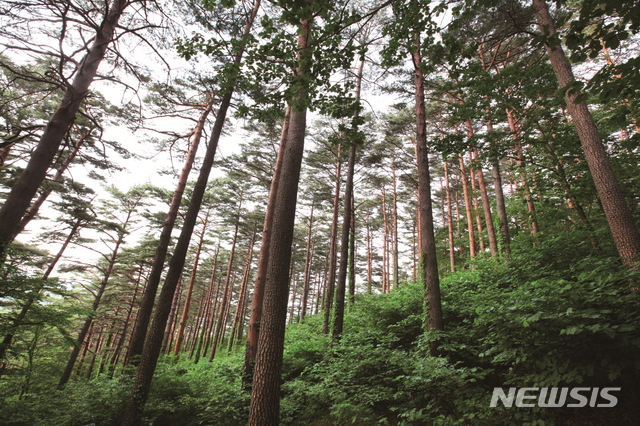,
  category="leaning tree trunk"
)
[126,100,213,366]
[0,0,130,257]
[119,3,261,424]
[172,211,209,356]
[532,0,640,266]
[0,216,83,360]
[243,106,290,385]
[248,18,311,426]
